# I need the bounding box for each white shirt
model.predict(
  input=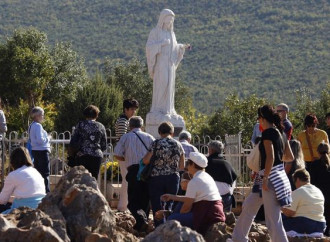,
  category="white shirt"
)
[0,166,46,204]
[288,184,326,222]
[114,128,155,168]
[185,170,221,203]
[215,180,236,195]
